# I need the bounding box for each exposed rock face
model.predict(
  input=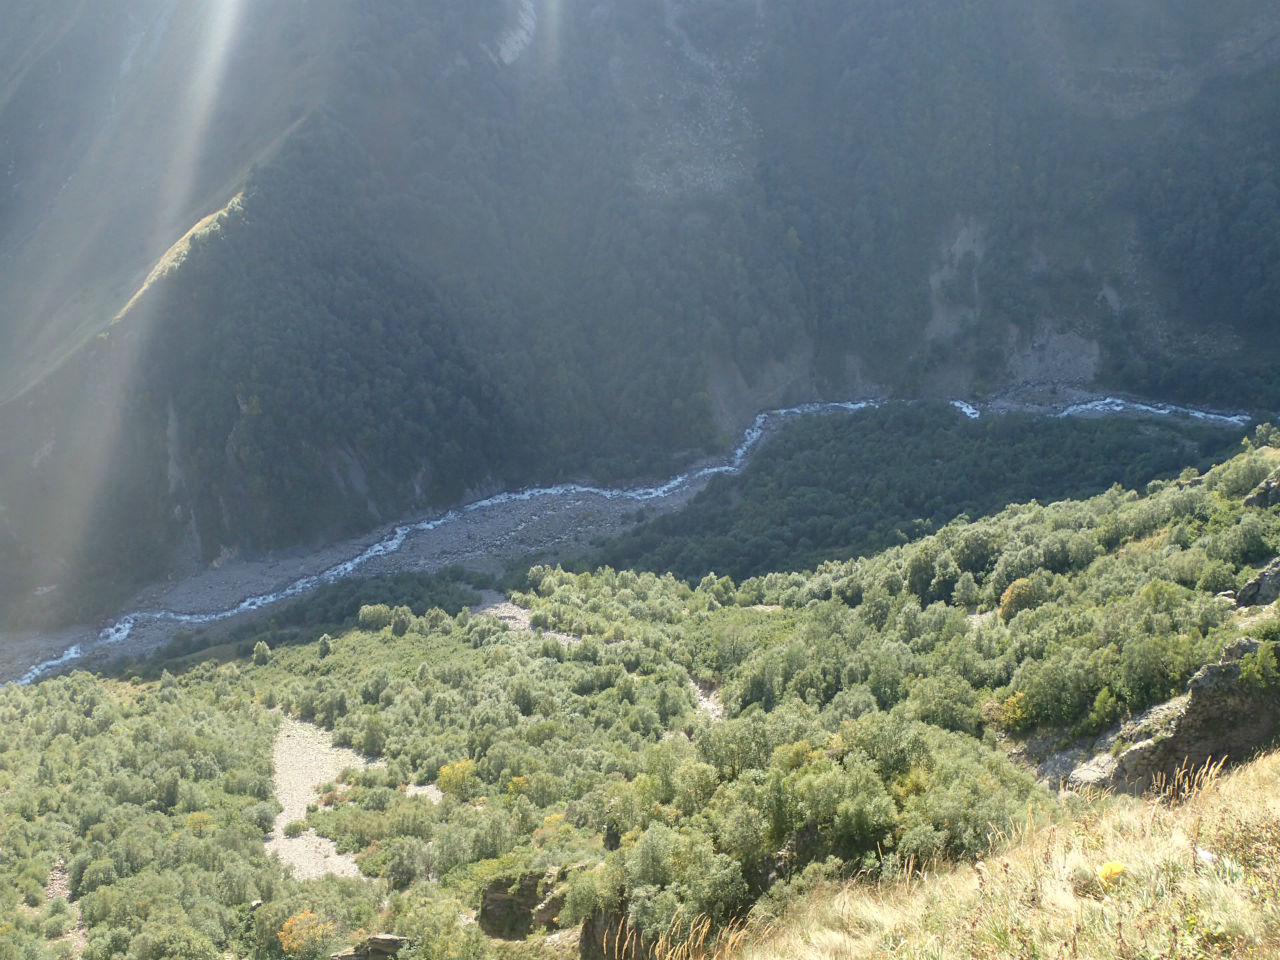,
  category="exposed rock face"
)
[1066,638,1280,795]
[1244,470,1280,509]
[330,934,410,960]
[579,909,630,960]
[478,868,568,940]
[1238,557,1280,608]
